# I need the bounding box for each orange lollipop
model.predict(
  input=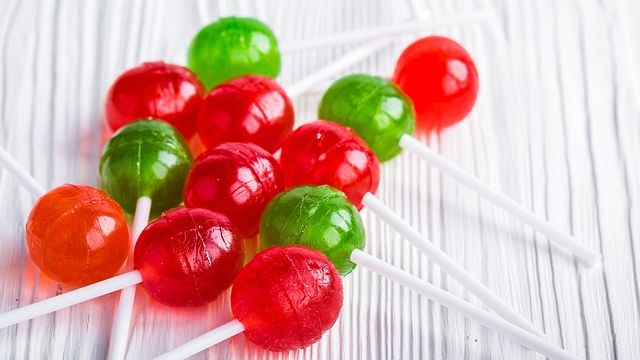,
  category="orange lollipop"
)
[26,184,130,286]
